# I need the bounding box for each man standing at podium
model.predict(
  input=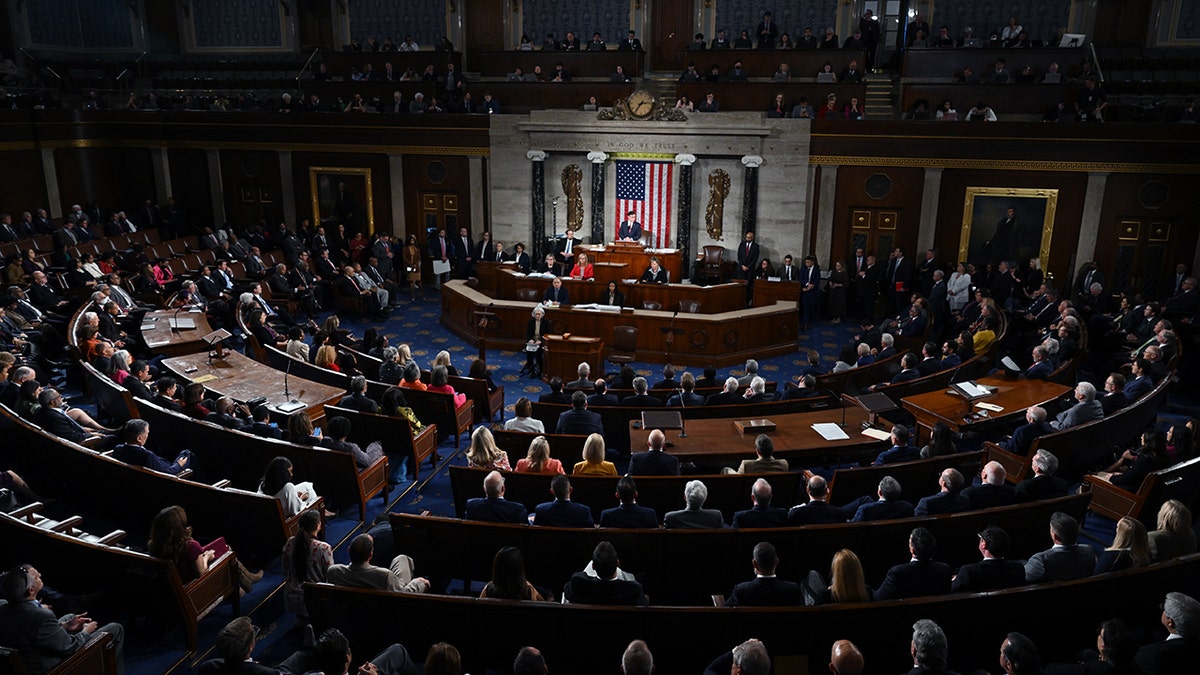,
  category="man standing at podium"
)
[618,210,643,242]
